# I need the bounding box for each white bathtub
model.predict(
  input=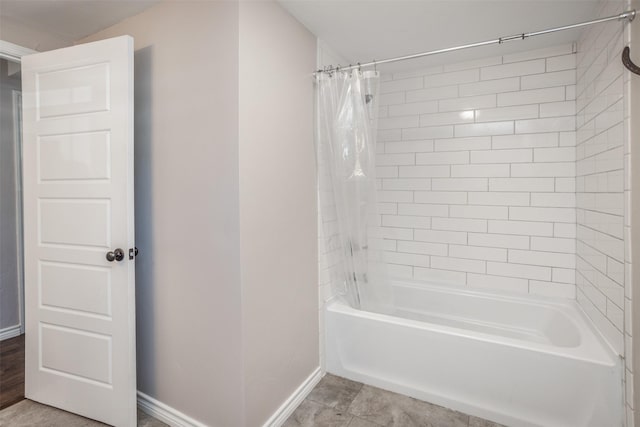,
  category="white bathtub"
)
[325,280,623,427]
